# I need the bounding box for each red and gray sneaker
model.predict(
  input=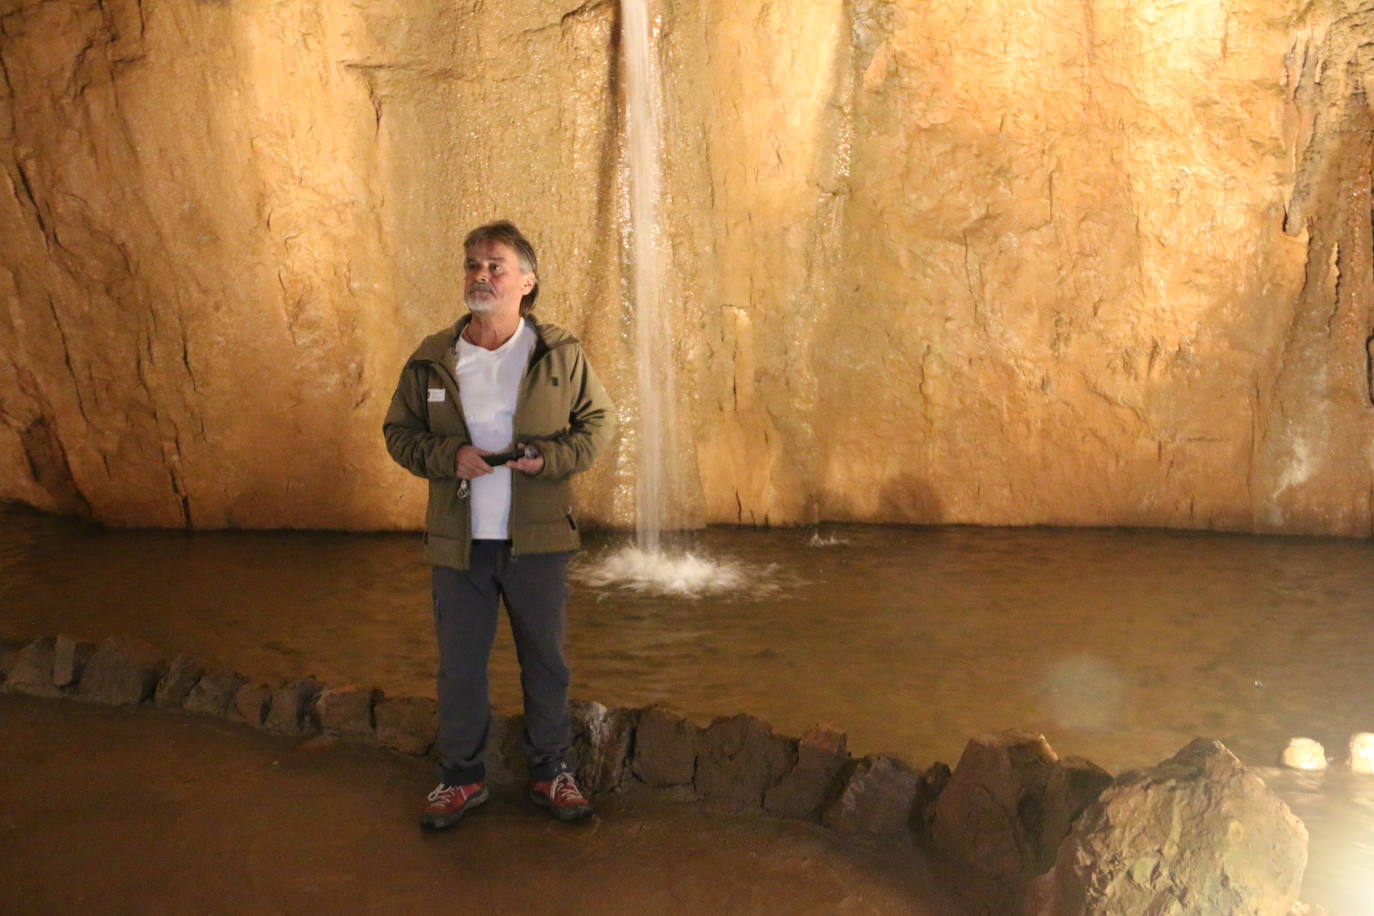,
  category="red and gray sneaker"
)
[420,780,489,831]
[528,771,594,822]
